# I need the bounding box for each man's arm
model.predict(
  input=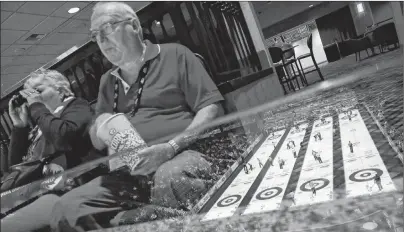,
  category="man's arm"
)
[169,103,224,158]
[129,103,223,176]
